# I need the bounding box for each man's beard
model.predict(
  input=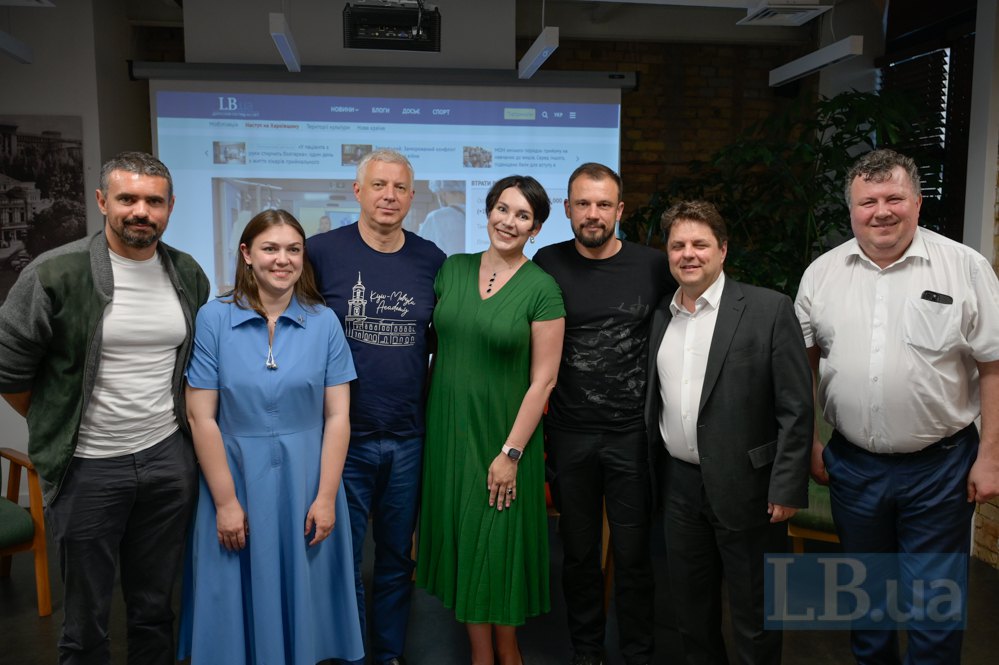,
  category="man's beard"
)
[573,222,615,248]
[114,218,162,249]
